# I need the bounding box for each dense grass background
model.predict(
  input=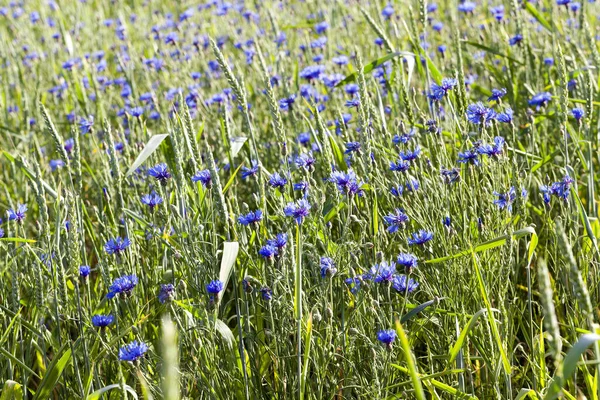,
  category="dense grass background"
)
[0,0,599,398]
